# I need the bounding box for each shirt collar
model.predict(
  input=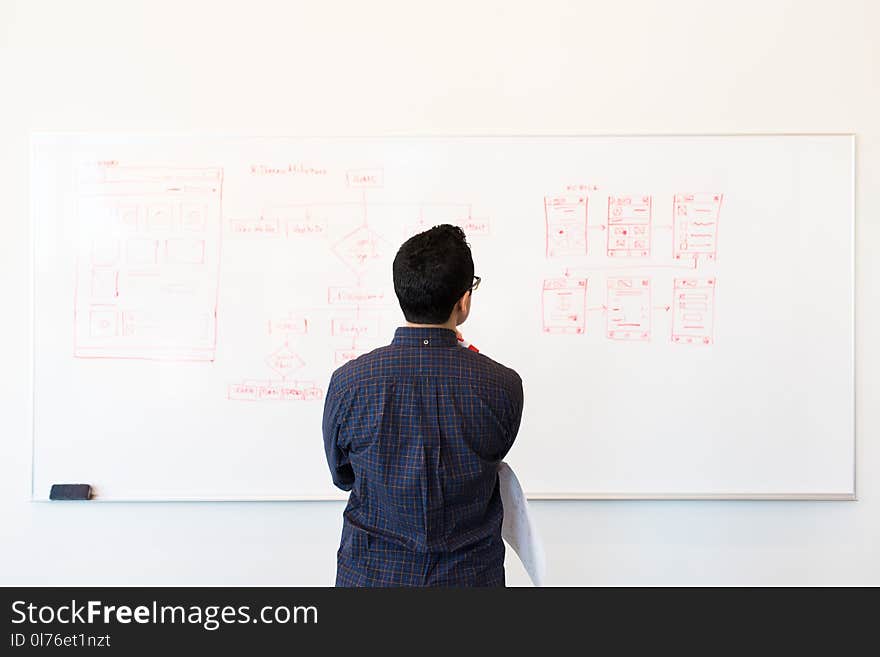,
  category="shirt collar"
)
[392,326,459,348]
